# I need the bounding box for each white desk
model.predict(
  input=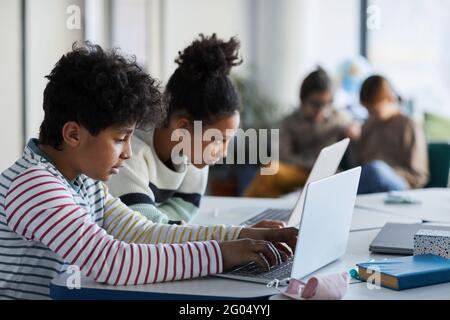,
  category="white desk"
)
[51,193,449,300]
[51,227,450,300]
[49,229,377,300]
[342,230,450,300]
[50,273,280,300]
[192,196,421,231]
[272,230,450,300]
[355,188,450,223]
